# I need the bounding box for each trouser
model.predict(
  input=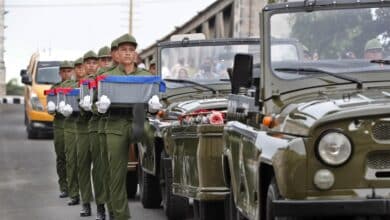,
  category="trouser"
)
[89,115,106,205]
[99,116,112,211]
[76,115,93,203]
[64,116,79,198]
[53,123,67,192]
[105,113,133,220]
